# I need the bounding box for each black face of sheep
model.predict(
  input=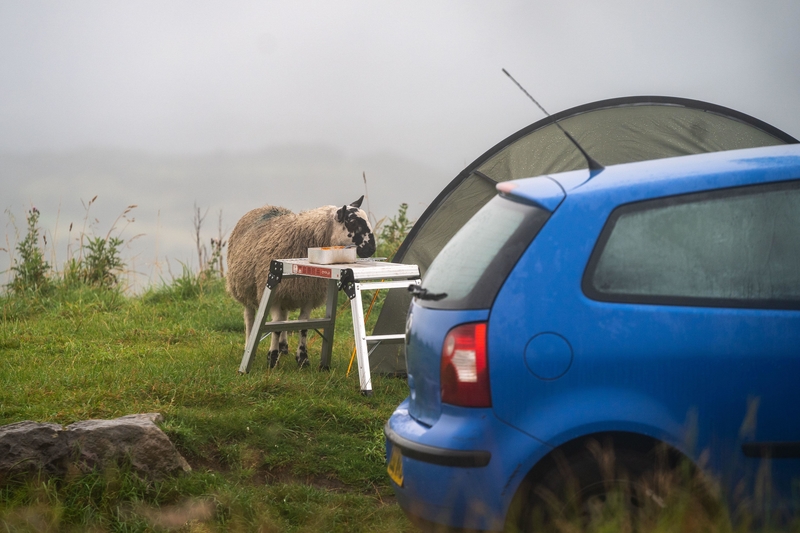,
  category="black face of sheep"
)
[336,196,376,258]
[226,196,376,370]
